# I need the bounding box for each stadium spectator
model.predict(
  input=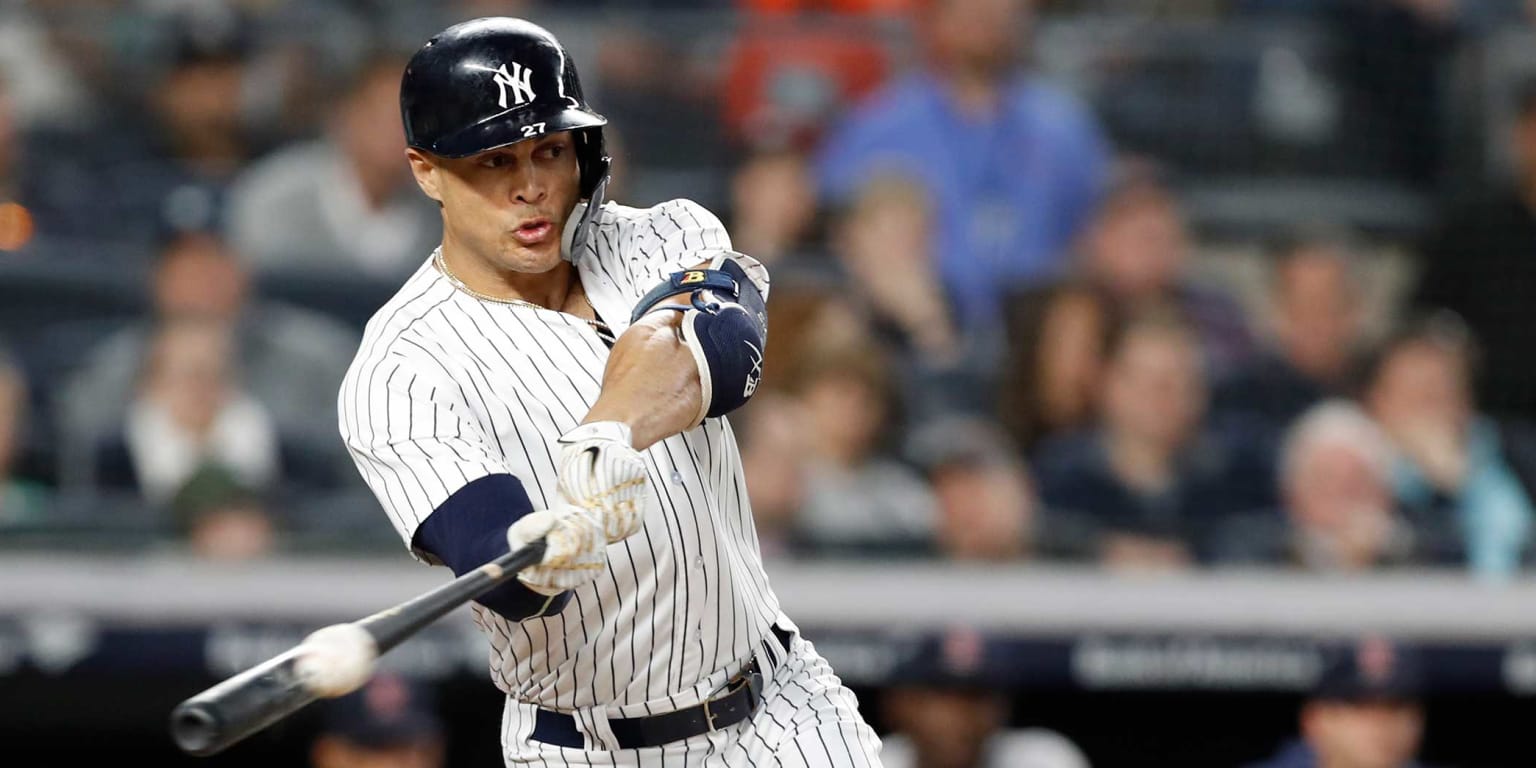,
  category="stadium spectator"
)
[998,281,1116,454]
[719,14,889,154]
[0,3,96,133]
[590,25,728,187]
[0,350,47,526]
[1212,228,1370,443]
[1076,161,1253,379]
[1415,80,1536,424]
[882,688,1092,768]
[738,393,808,559]
[908,417,1038,561]
[1361,314,1536,577]
[170,463,276,562]
[738,0,916,13]
[881,629,1092,768]
[1033,310,1272,569]
[738,280,871,556]
[311,672,445,768]
[726,146,825,268]
[832,176,956,361]
[1247,636,1428,768]
[227,52,440,280]
[788,335,937,556]
[832,175,996,421]
[0,74,17,206]
[93,317,280,506]
[1213,401,1412,571]
[0,62,59,247]
[816,0,1110,332]
[132,7,256,237]
[58,230,359,492]
[1239,0,1529,26]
